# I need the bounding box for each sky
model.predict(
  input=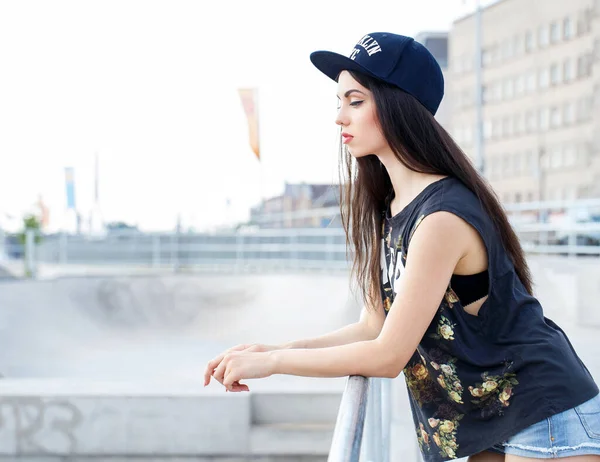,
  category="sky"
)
[0,0,490,232]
